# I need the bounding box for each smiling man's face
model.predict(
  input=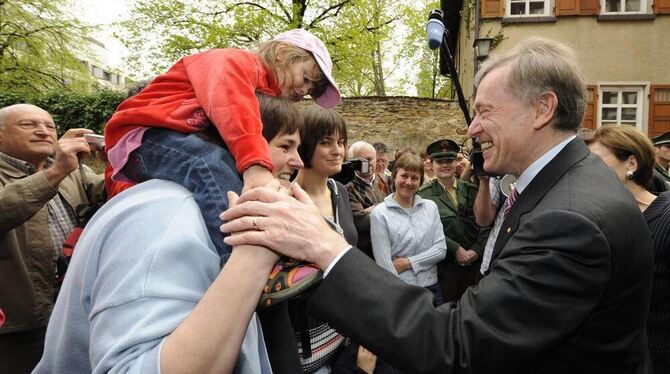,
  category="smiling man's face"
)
[468,65,535,176]
[0,104,57,167]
